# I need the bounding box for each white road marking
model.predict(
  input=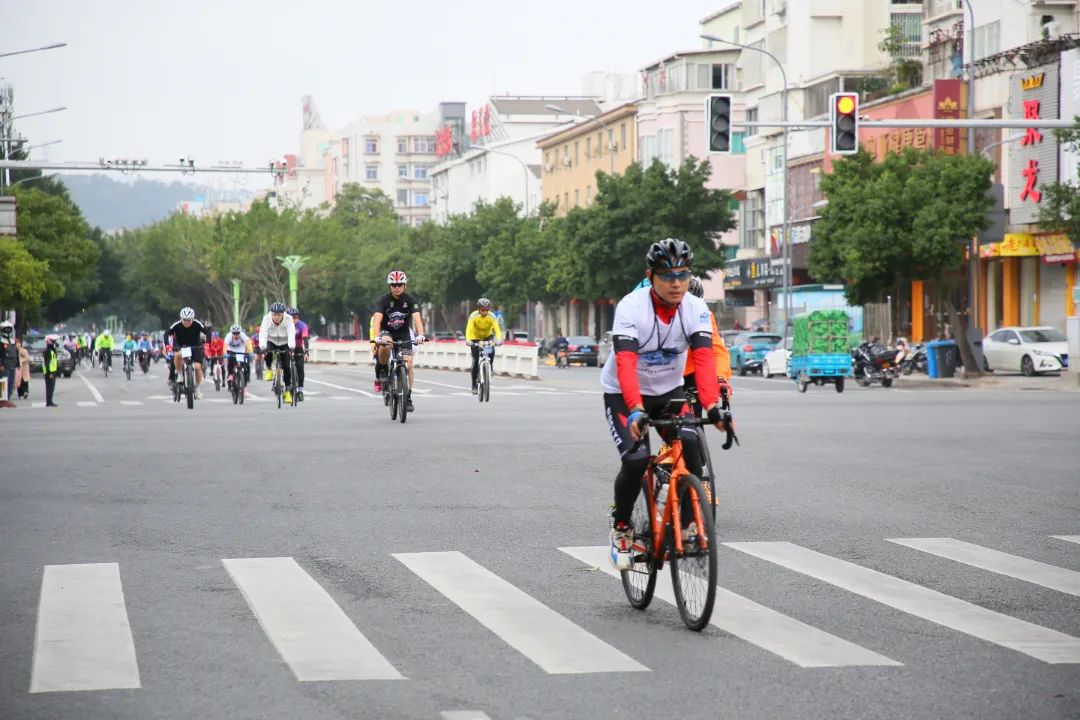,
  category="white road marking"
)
[119,401,143,406]
[244,392,268,402]
[78,374,105,403]
[441,712,492,720]
[146,395,173,400]
[32,402,45,408]
[726,541,1080,664]
[222,557,403,681]
[76,401,97,408]
[304,377,377,398]
[30,563,140,693]
[411,377,467,390]
[1052,535,1080,546]
[889,538,1080,597]
[329,395,356,401]
[560,546,899,668]
[395,551,648,675]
